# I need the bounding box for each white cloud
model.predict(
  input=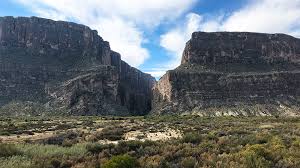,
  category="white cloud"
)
[155,13,203,77]
[92,17,149,67]
[145,13,203,78]
[157,0,300,78]
[15,0,196,67]
[160,13,202,68]
[145,69,167,79]
[221,0,300,34]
